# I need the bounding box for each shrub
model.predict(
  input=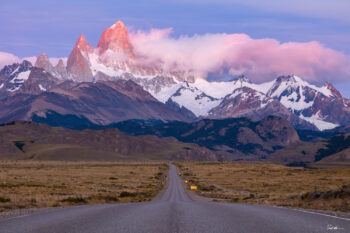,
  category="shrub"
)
[61,197,87,204]
[119,191,137,197]
[91,195,119,202]
[0,196,10,202]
